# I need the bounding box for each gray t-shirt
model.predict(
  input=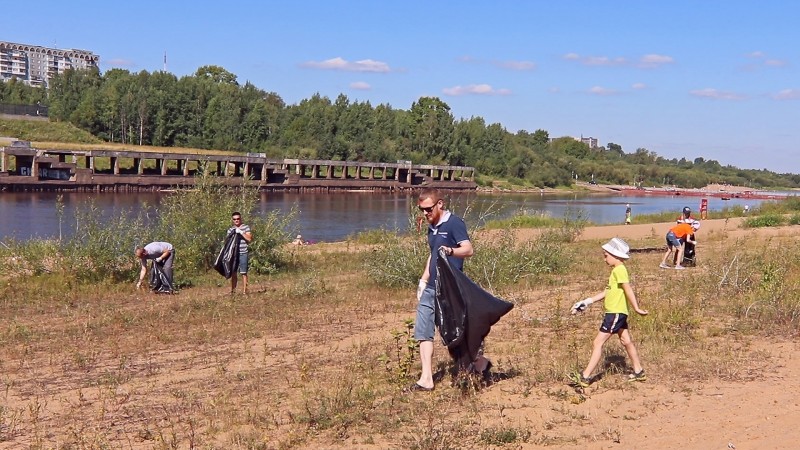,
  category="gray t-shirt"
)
[227,224,251,254]
[144,242,173,258]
